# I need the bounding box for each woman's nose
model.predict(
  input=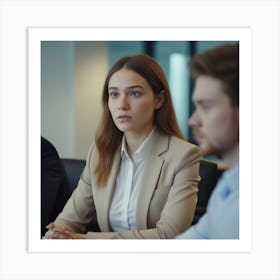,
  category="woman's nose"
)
[117,94,130,110]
